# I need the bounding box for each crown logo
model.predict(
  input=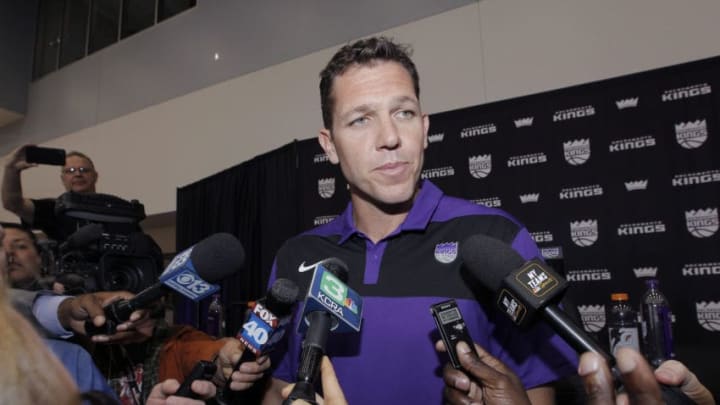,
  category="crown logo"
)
[570,219,599,247]
[633,267,658,278]
[519,193,540,203]
[318,177,336,199]
[615,97,639,109]
[577,304,606,332]
[563,139,590,148]
[675,120,706,131]
[696,301,720,332]
[428,133,444,143]
[468,154,492,179]
[624,180,648,191]
[514,117,534,128]
[685,207,719,238]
